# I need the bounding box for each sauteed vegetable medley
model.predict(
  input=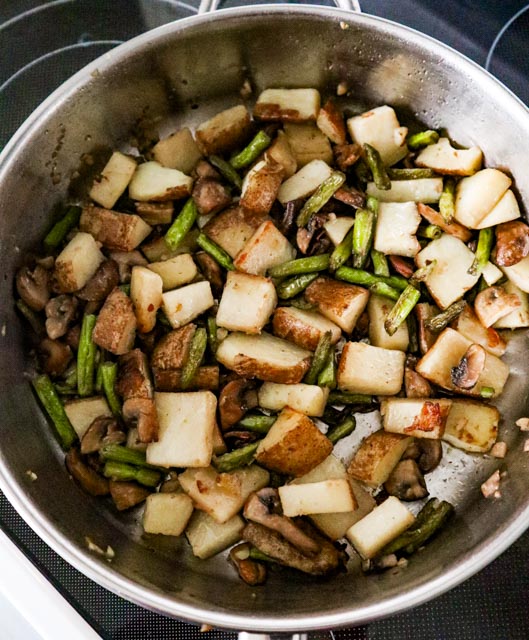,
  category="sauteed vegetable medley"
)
[16,86,529,583]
